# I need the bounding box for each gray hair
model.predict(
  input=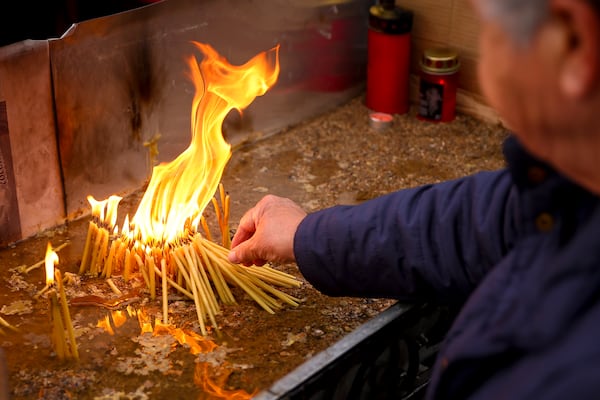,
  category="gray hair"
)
[476,0,600,45]
[475,0,550,45]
